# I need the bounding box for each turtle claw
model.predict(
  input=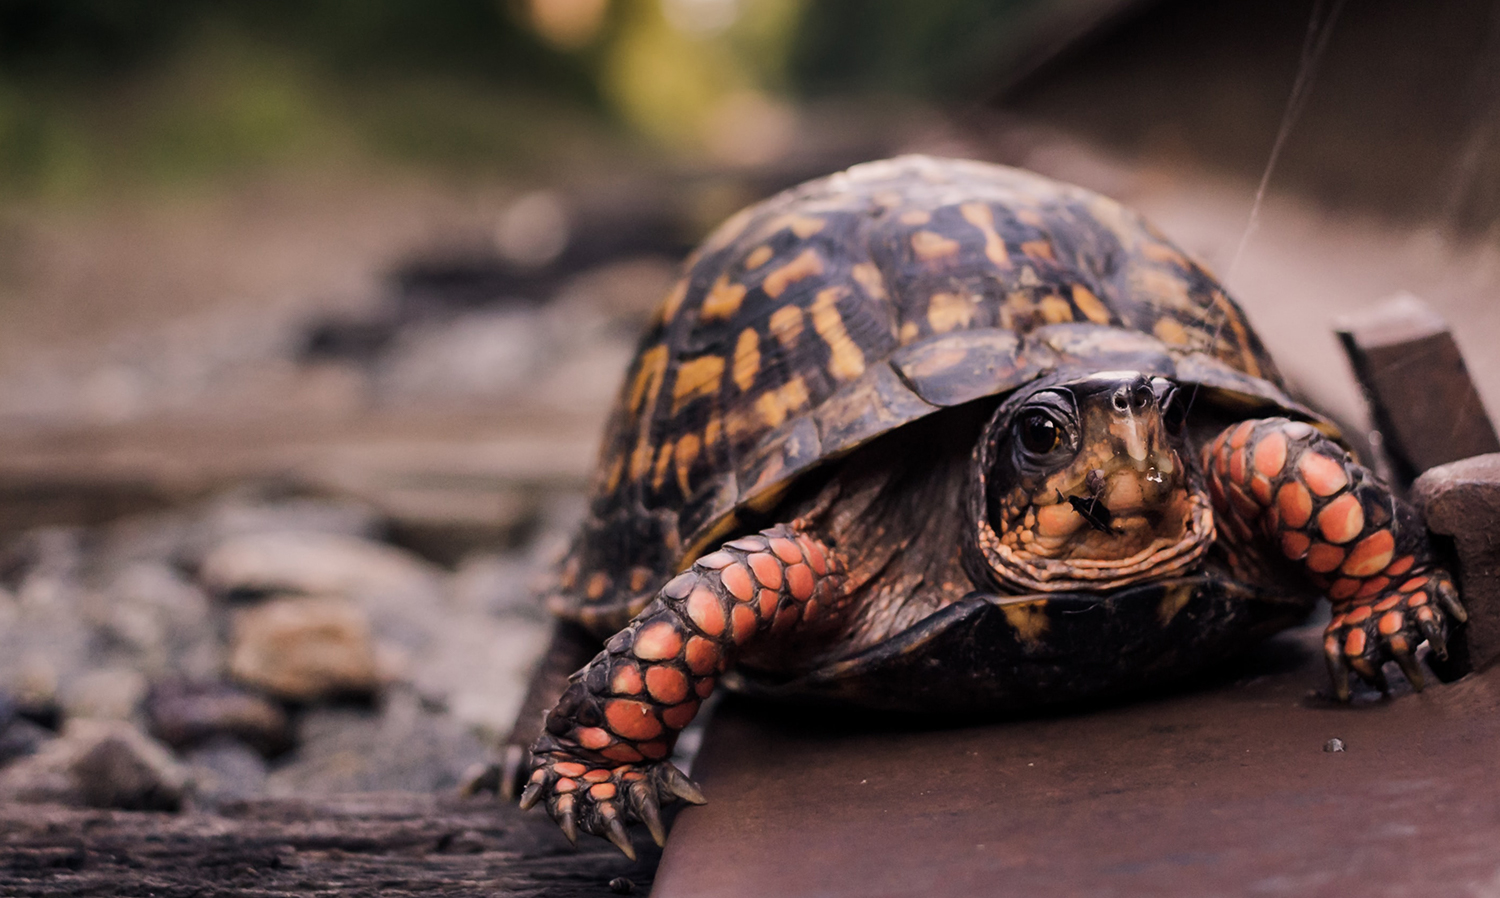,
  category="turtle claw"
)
[660,763,707,805]
[1324,643,1351,702]
[630,783,667,847]
[518,781,544,811]
[524,751,703,853]
[1324,569,1463,699]
[558,798,579,846]
[1391,644,1425,692]
[1437,578,1467,623]
[602,810,637,860]
[1416,611,1448,660]
[1349,656,1387,693]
